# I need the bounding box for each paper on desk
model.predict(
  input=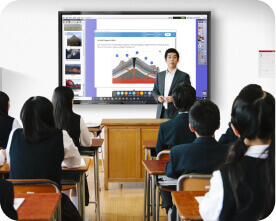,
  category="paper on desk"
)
[62,158,86,168]
[14,198,25,210]
[158,175,178,186]
[195,196,204,204]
